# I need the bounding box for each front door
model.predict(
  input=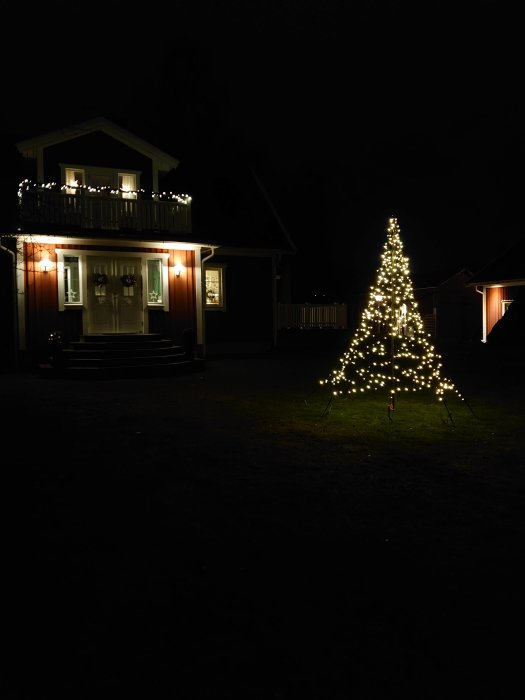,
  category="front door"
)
[87,255,143,334]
